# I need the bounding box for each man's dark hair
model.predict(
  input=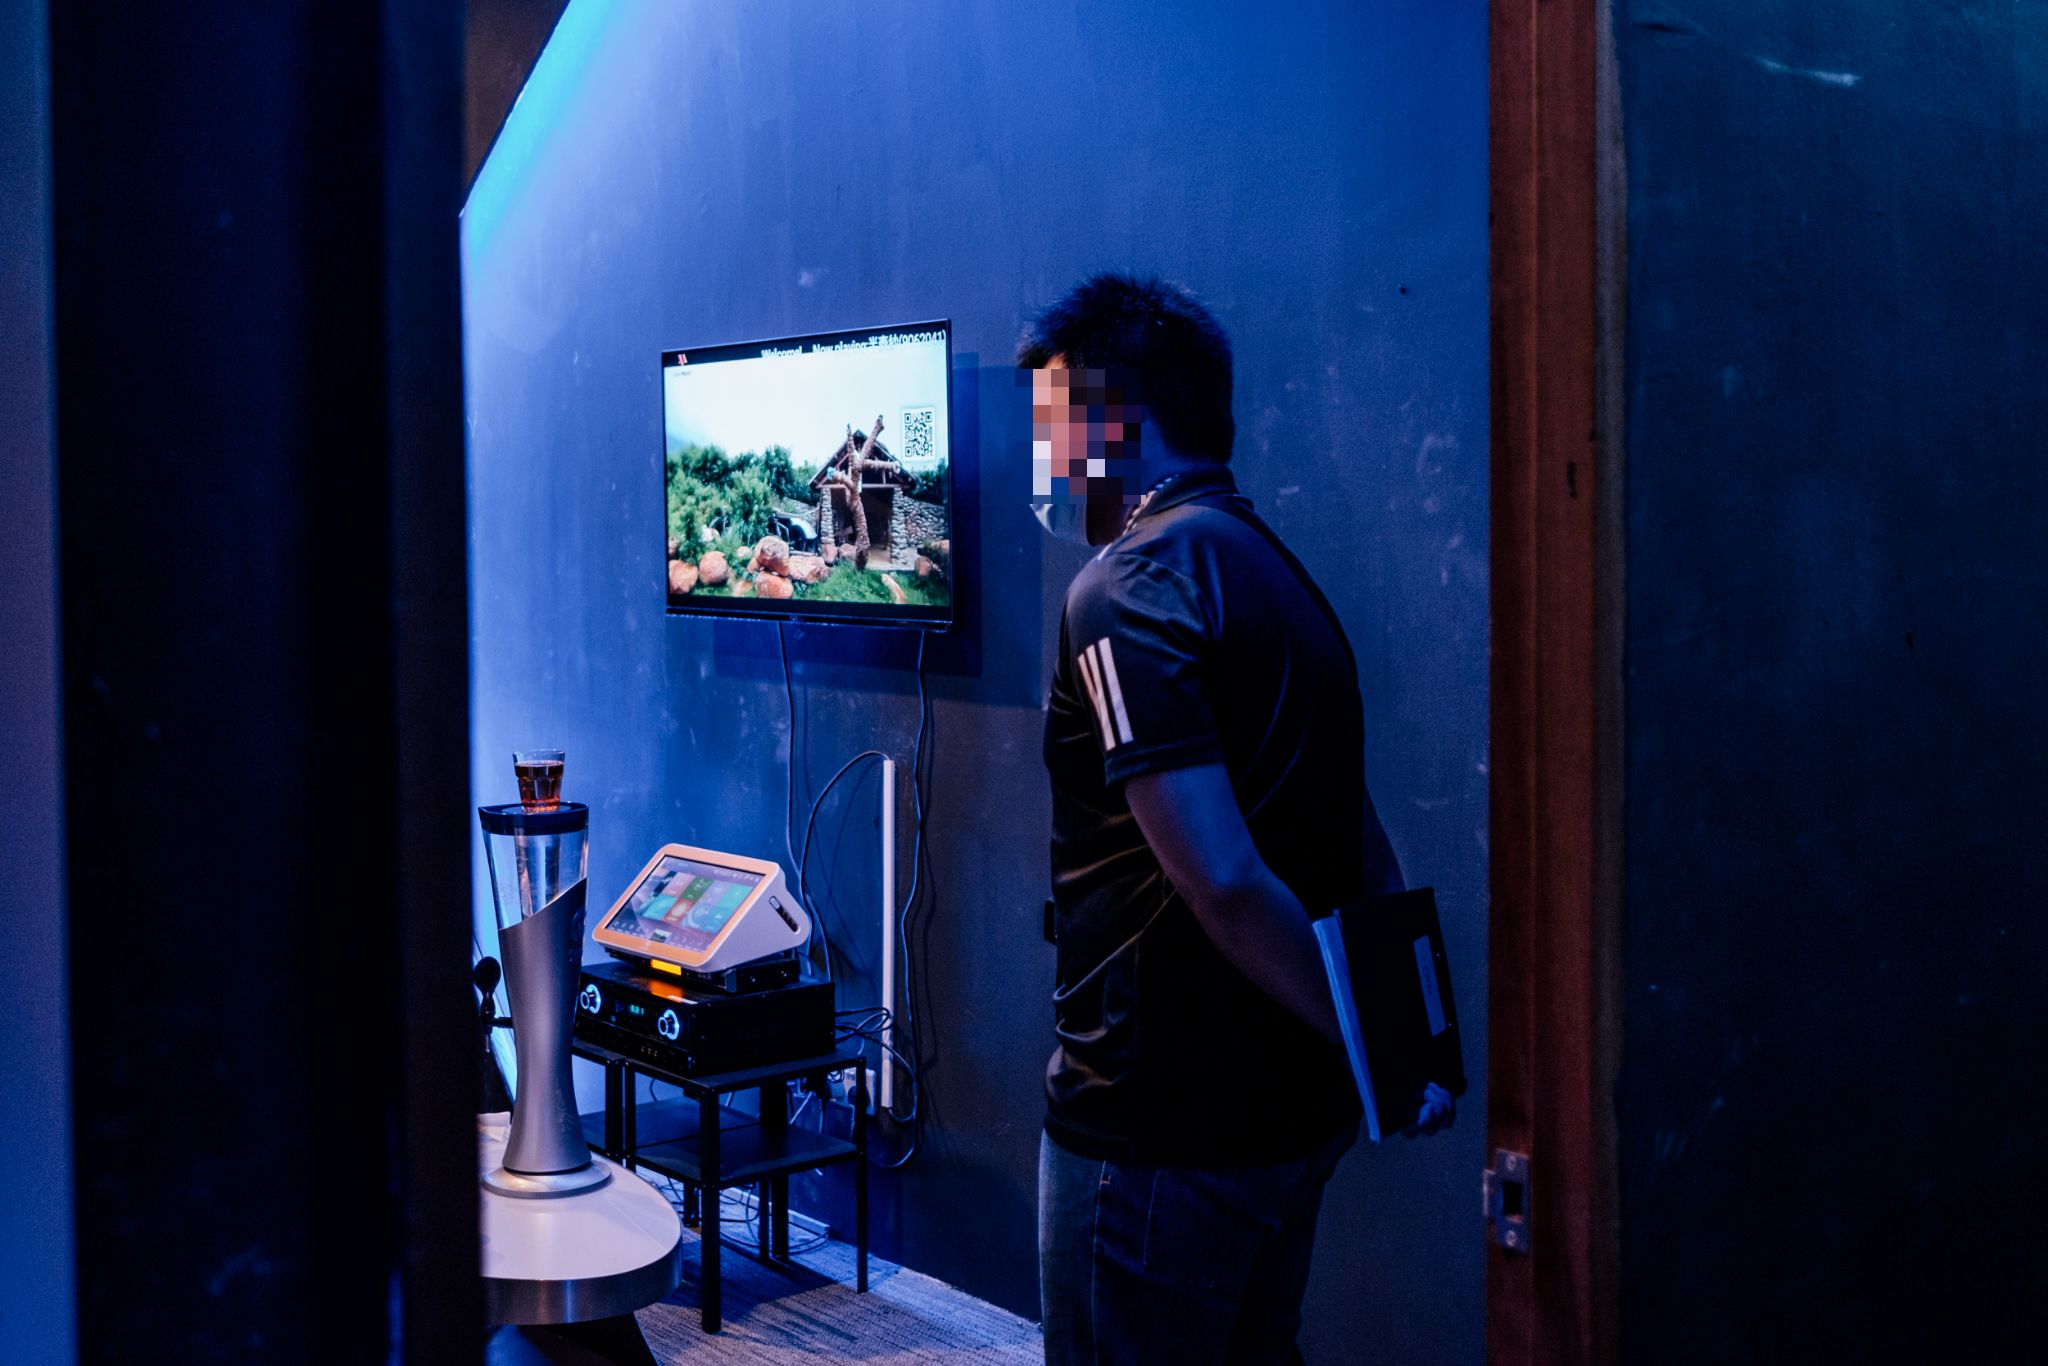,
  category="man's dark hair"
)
[1018,273,1235,462]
